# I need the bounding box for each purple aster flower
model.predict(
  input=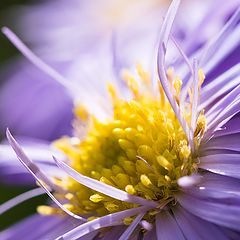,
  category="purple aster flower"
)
[1,0,240,239]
